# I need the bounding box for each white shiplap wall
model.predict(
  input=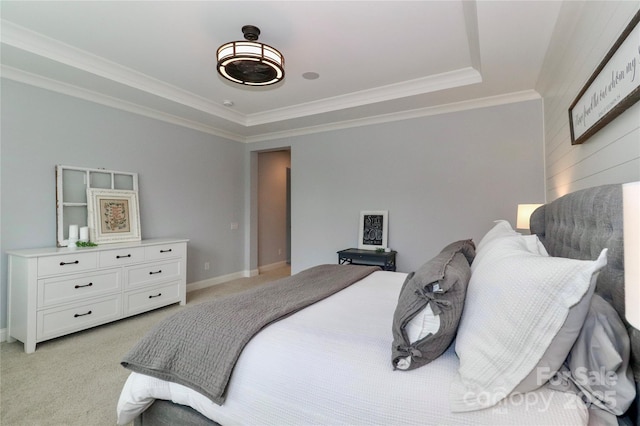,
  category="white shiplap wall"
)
[537,1,640,201]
